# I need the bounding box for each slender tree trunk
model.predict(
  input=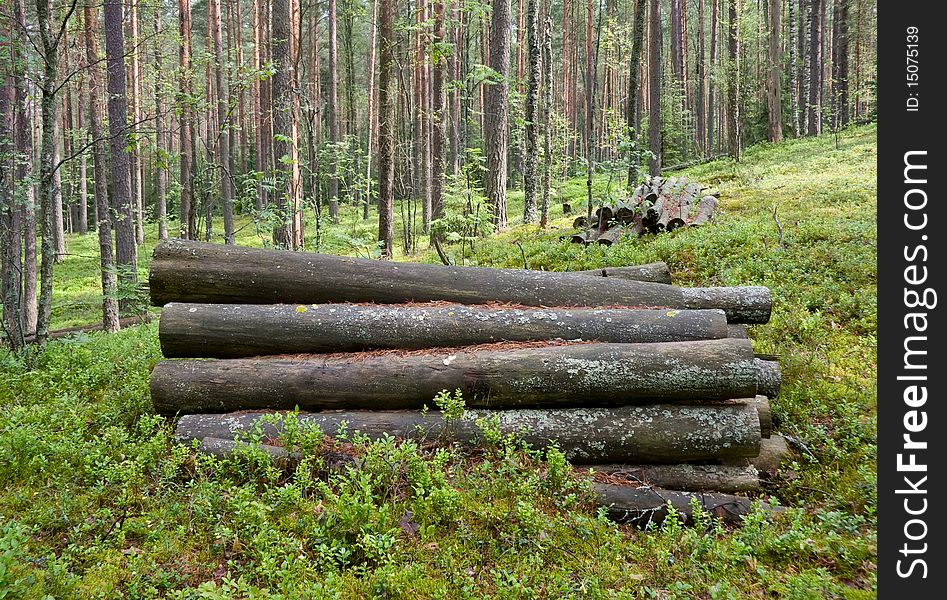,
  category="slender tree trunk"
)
[648,0,662,174]
[271,0,294,248]
[179,0,196,238]
[431,0,446,230]
[83,0,120,332]
[539,0,552,227]
[210,0,234,243]
[483,0,511,230]
[377,0,396,257]
[364,0,378,220]
[104,0,139,310]
[836,0,849,125]
[726,0,741,160]
[707,0,719,155]
[129,0,144,246]
[522,0,540,223]
[154,2,168,240]
[52,129,65,261]
[626,0,646,186]
[12,0,34,336]
[75,21,88,236]
[0,42,21,349]
[327,0,340,223]
[806,0,823,135]
[696,0,706,154]
[788,0,797,135]
[796,0,806,135]
[765,0,783,141]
